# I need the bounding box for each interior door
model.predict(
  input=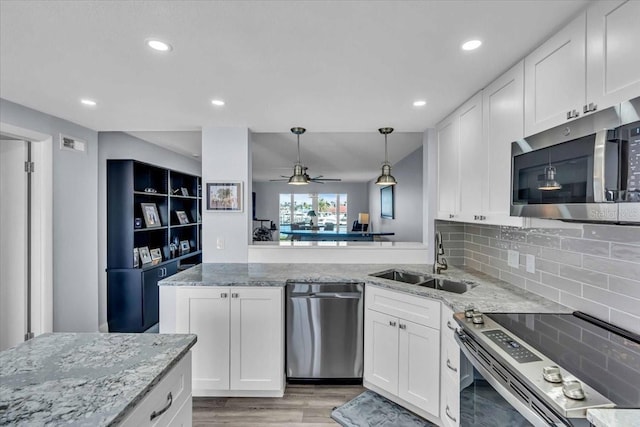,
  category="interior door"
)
[0,139,28,351]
